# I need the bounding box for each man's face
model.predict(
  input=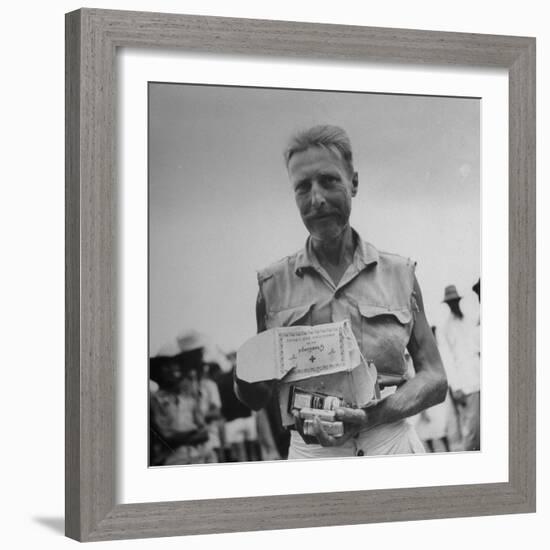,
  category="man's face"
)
[158,362,200,393]
[158,361,184,390]
[287,146,358,242]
